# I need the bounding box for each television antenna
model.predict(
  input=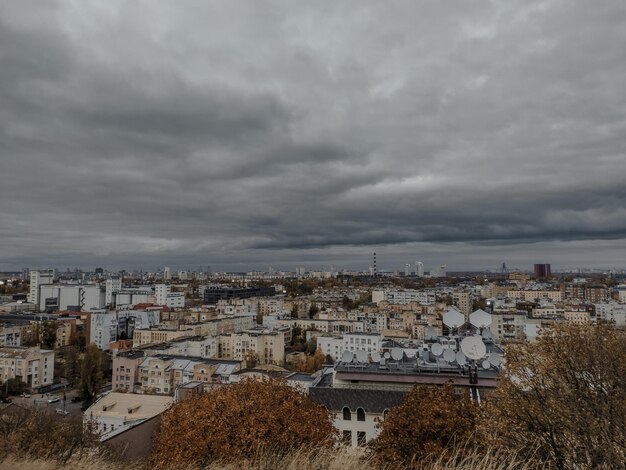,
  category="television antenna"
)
[341,350,354,363]
[431,343,443,356]
[443,309,465,329]
[470,309,492,329]
[383,352,390,359]
[456,351,467,366]
[371,351,381,363]
[489,353,502,367]
[355,350,369,364]
[443,348,456,362]
[460,336,487,360]
[390,348,403,361]
[482,359,491,369]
